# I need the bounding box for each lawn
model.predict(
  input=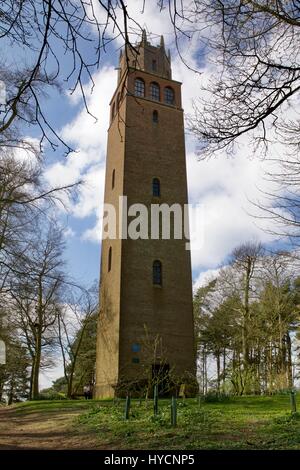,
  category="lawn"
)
[7,394,300,449]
